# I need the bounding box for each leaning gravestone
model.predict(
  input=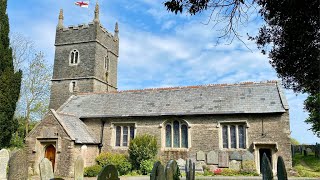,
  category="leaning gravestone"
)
[196,151,205,161]
[218,151,229,168]
[0,149,10,180]
[97,165,120,180]
[150,161,165,180]
[207,150,218,165]
[165,160,180,180]
[8,149,28,180]
[230,151,242,161]
[39,158,54,180]
[74,155,84,180]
